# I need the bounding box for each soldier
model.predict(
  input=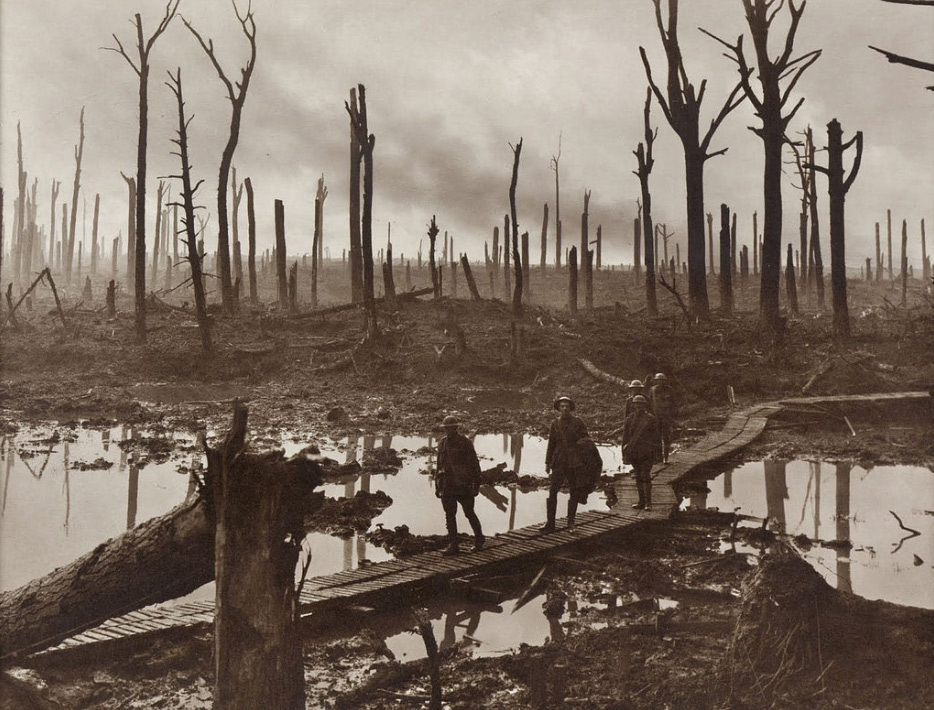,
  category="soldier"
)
[542,395,590,532]
[621,394,662,510]
[435,415,485,555]
[649,372,677,463]
[623,379,645,420]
